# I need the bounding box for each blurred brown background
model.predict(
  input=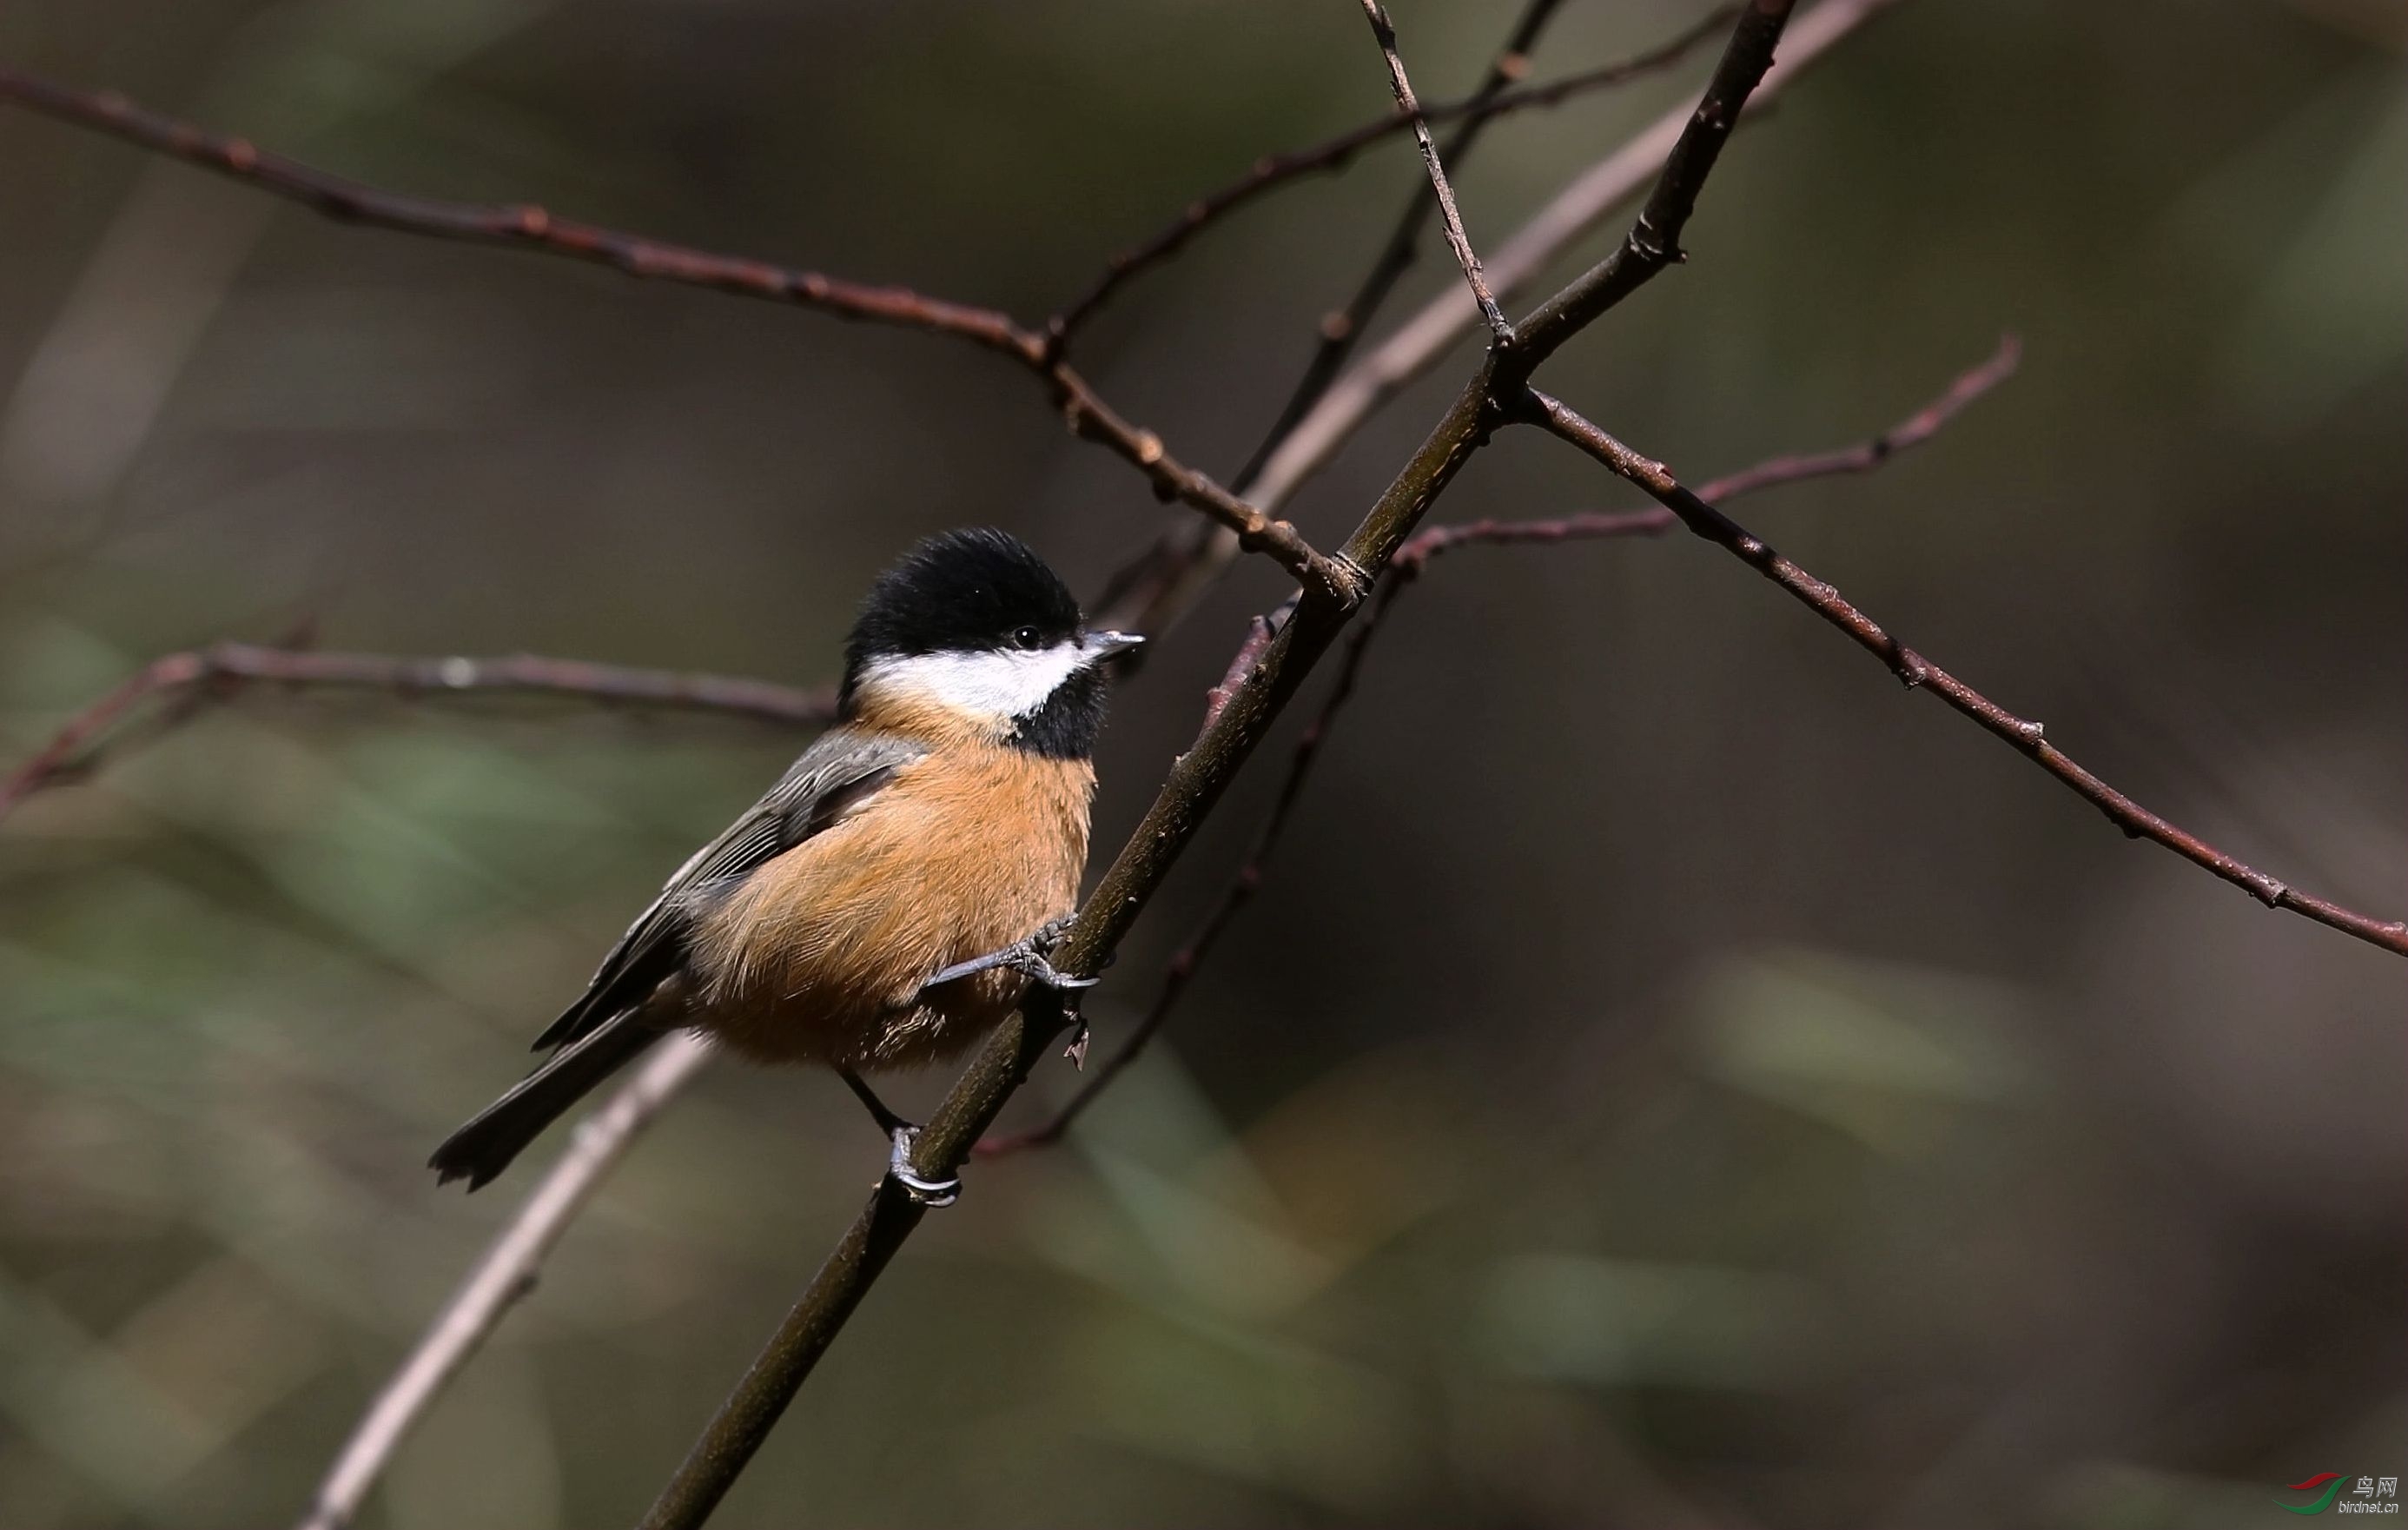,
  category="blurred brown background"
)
[1,1,2401,1526]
